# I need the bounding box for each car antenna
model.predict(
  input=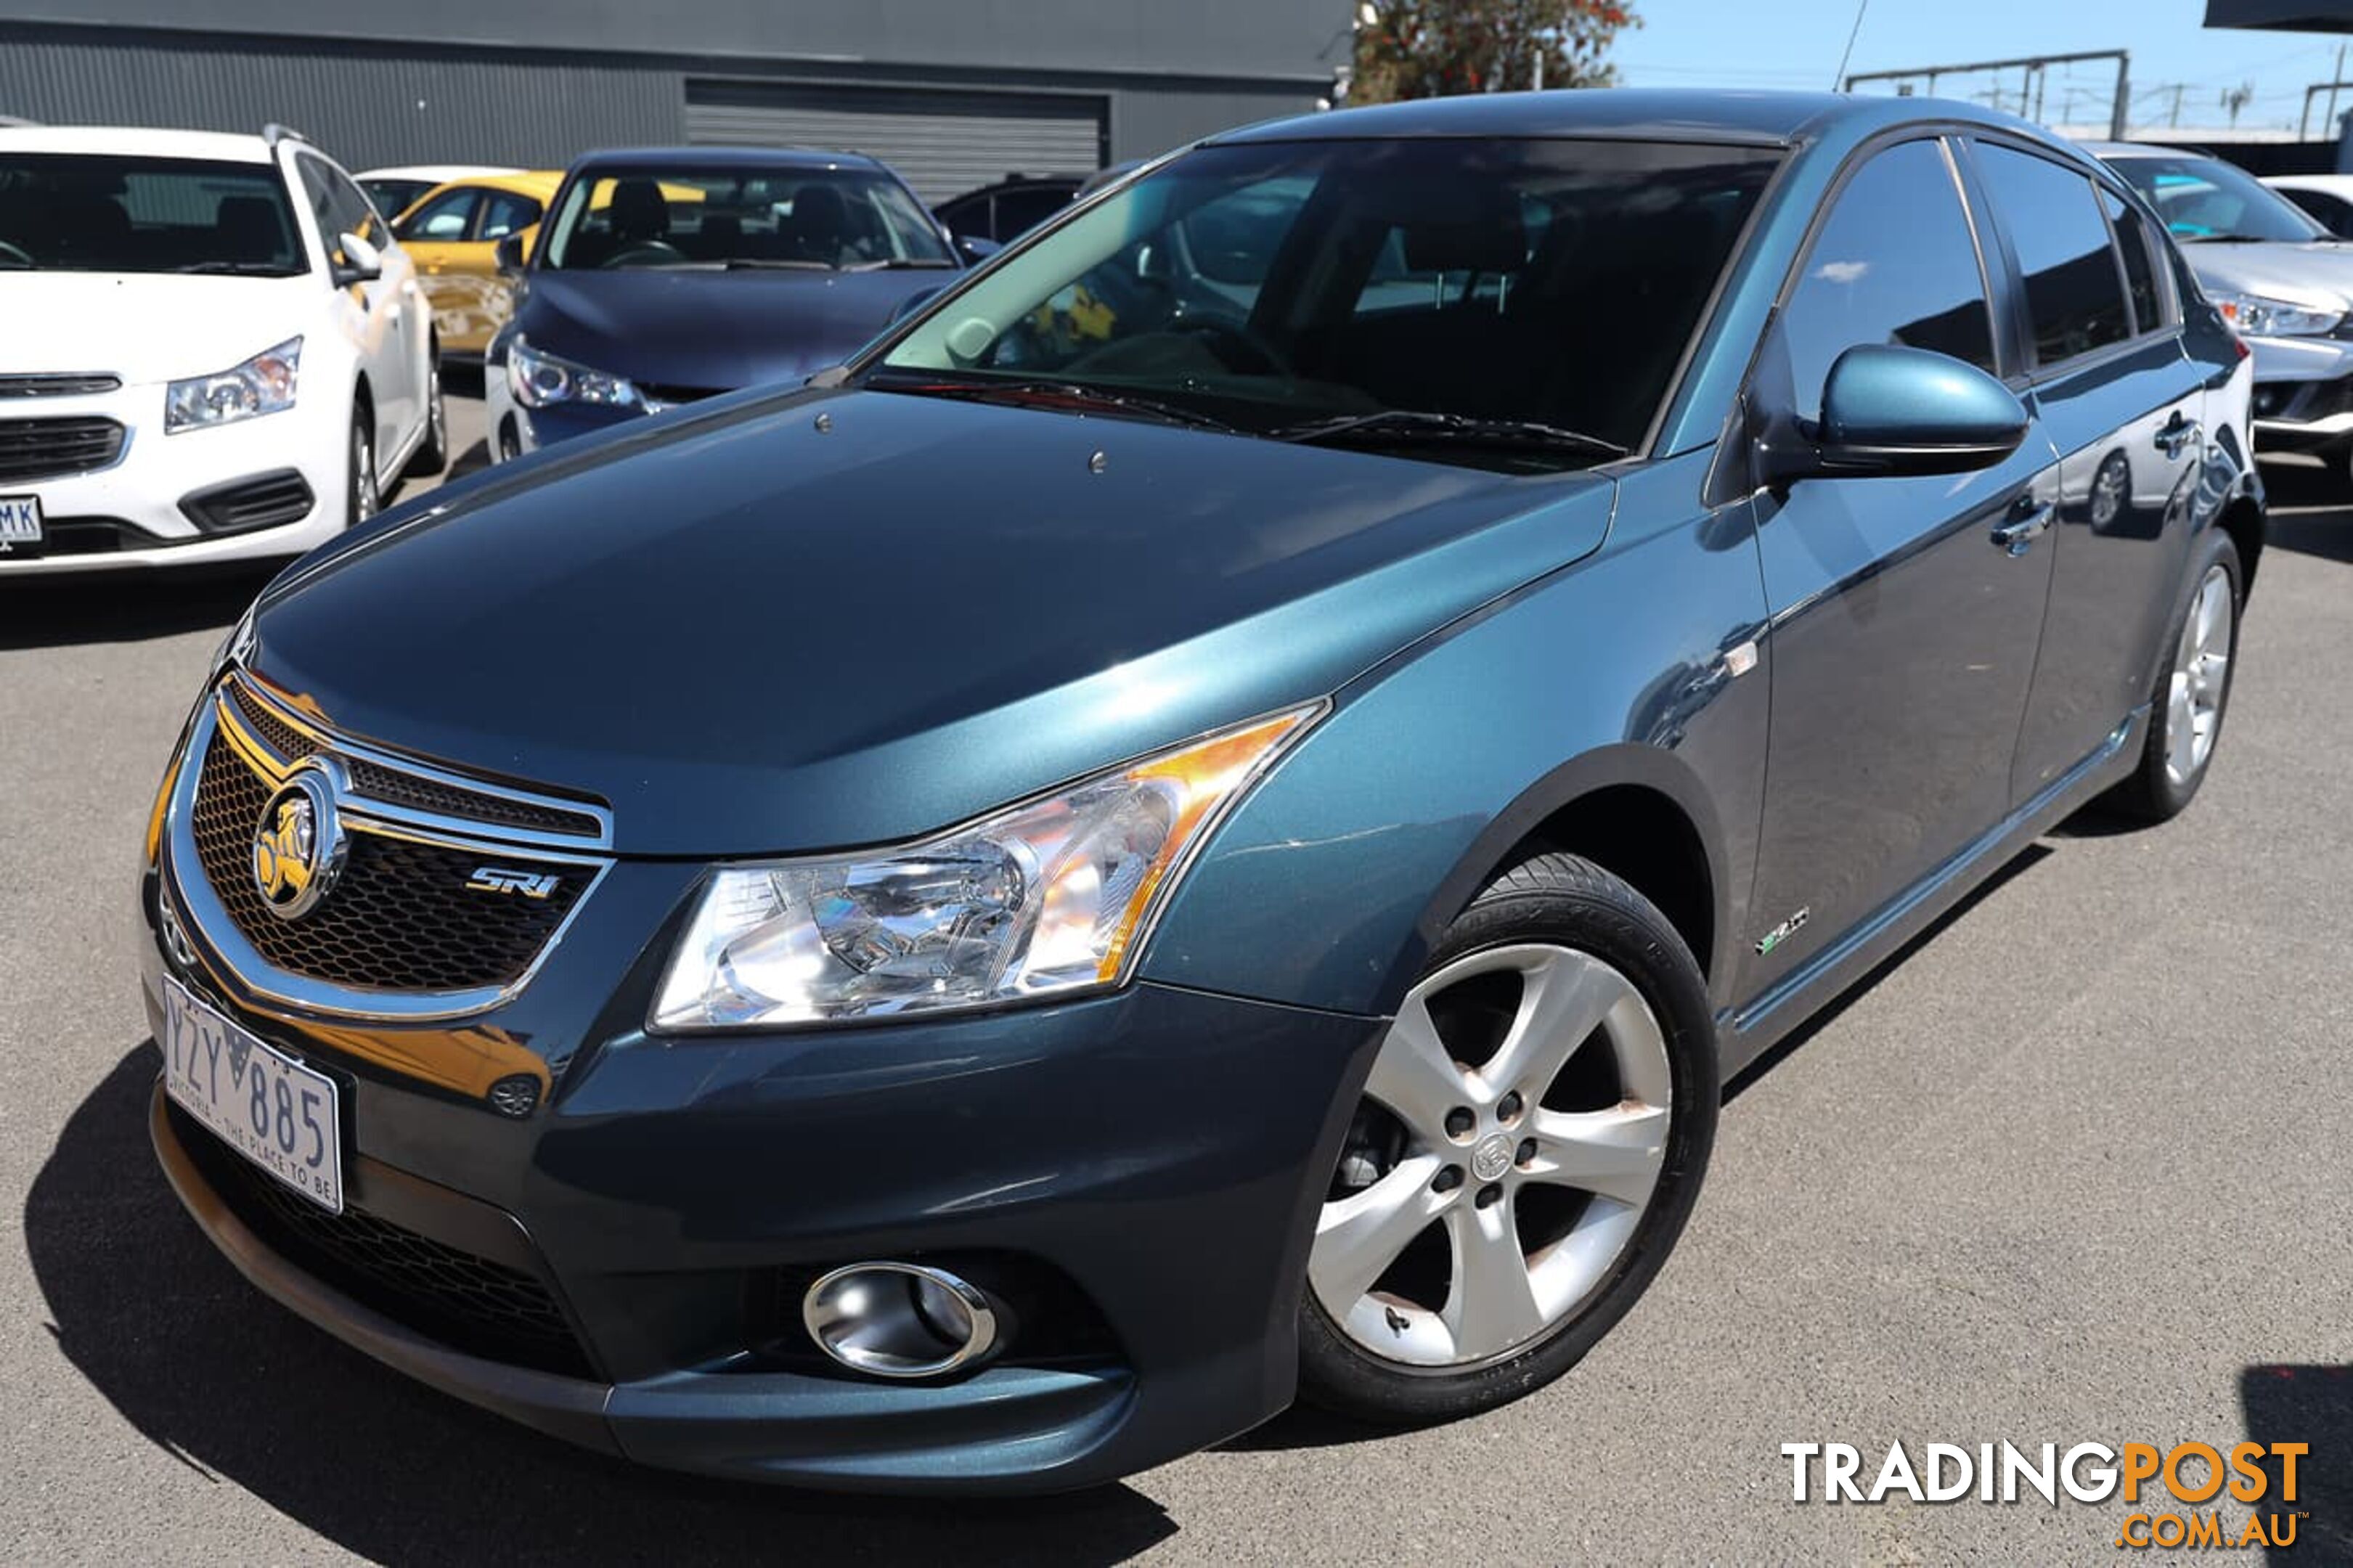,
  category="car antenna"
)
[1832,0,1870,91]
